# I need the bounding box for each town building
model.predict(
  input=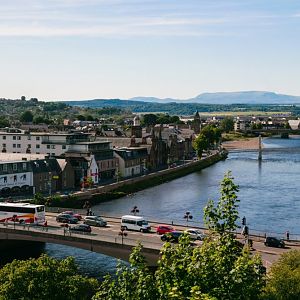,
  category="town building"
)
[114,147,148,178]
[0,153,75,197]
[0,128,90,156]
